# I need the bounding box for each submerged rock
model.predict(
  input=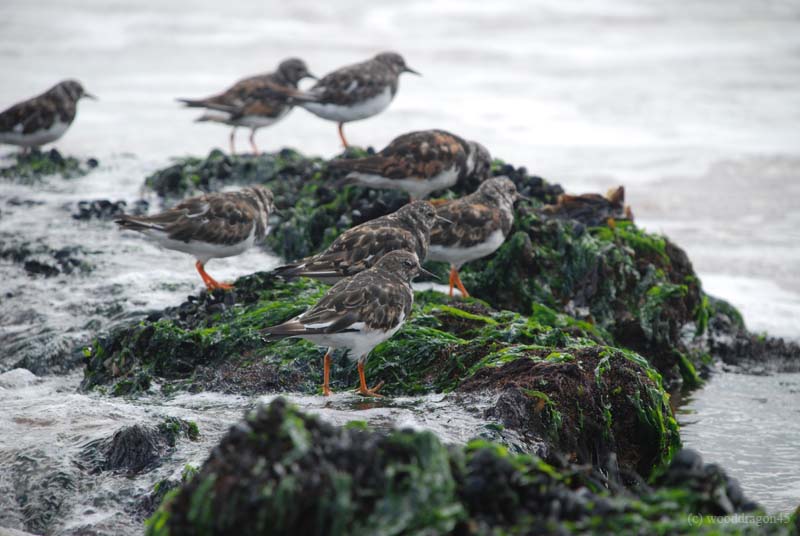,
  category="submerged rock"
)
[78,417,199,475]
[0,148,98,182]
[131,149,799,390]
[71,198,149,221]
[81,276,678,477]
[146,399,791,536]
[0,235,91,277]
[458,345,678,479]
